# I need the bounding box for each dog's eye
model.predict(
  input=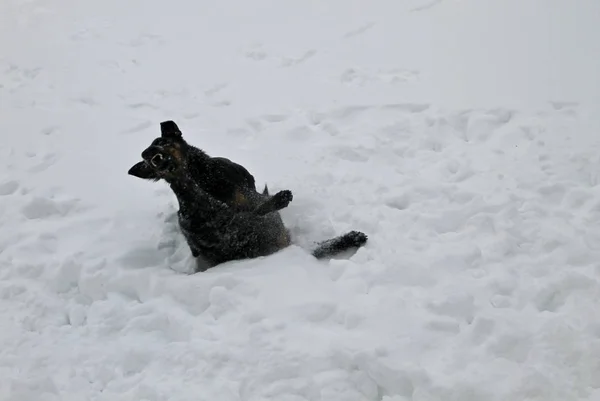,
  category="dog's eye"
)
[150,153,165,167]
